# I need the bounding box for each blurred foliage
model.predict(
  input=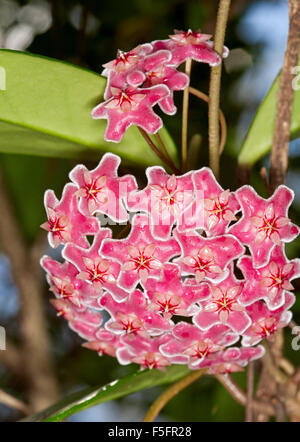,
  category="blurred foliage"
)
[0,0,299,422]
